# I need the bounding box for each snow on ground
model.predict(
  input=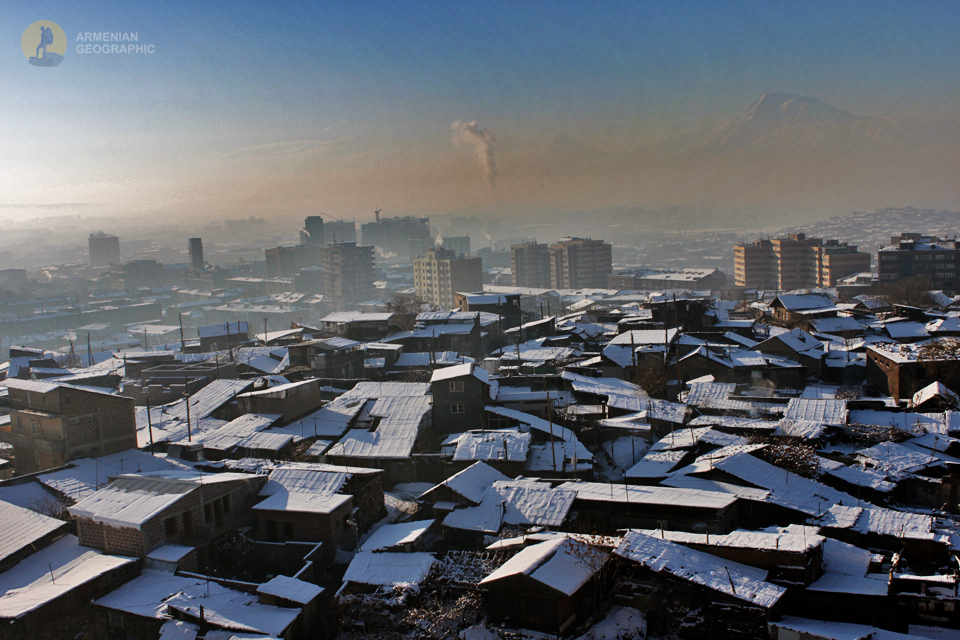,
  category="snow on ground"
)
[389,482,435,501]
[577,606,647,640]
[597,437,650,481]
